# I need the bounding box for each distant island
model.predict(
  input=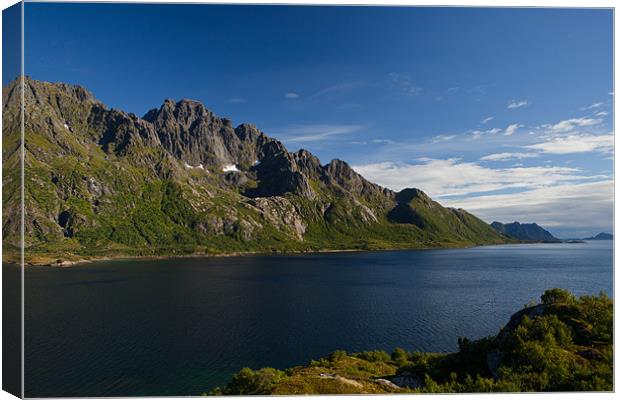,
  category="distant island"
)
[209,288,612,394]
[490,221,560,242]
[583,233,613,240]
[3,78,511,265]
